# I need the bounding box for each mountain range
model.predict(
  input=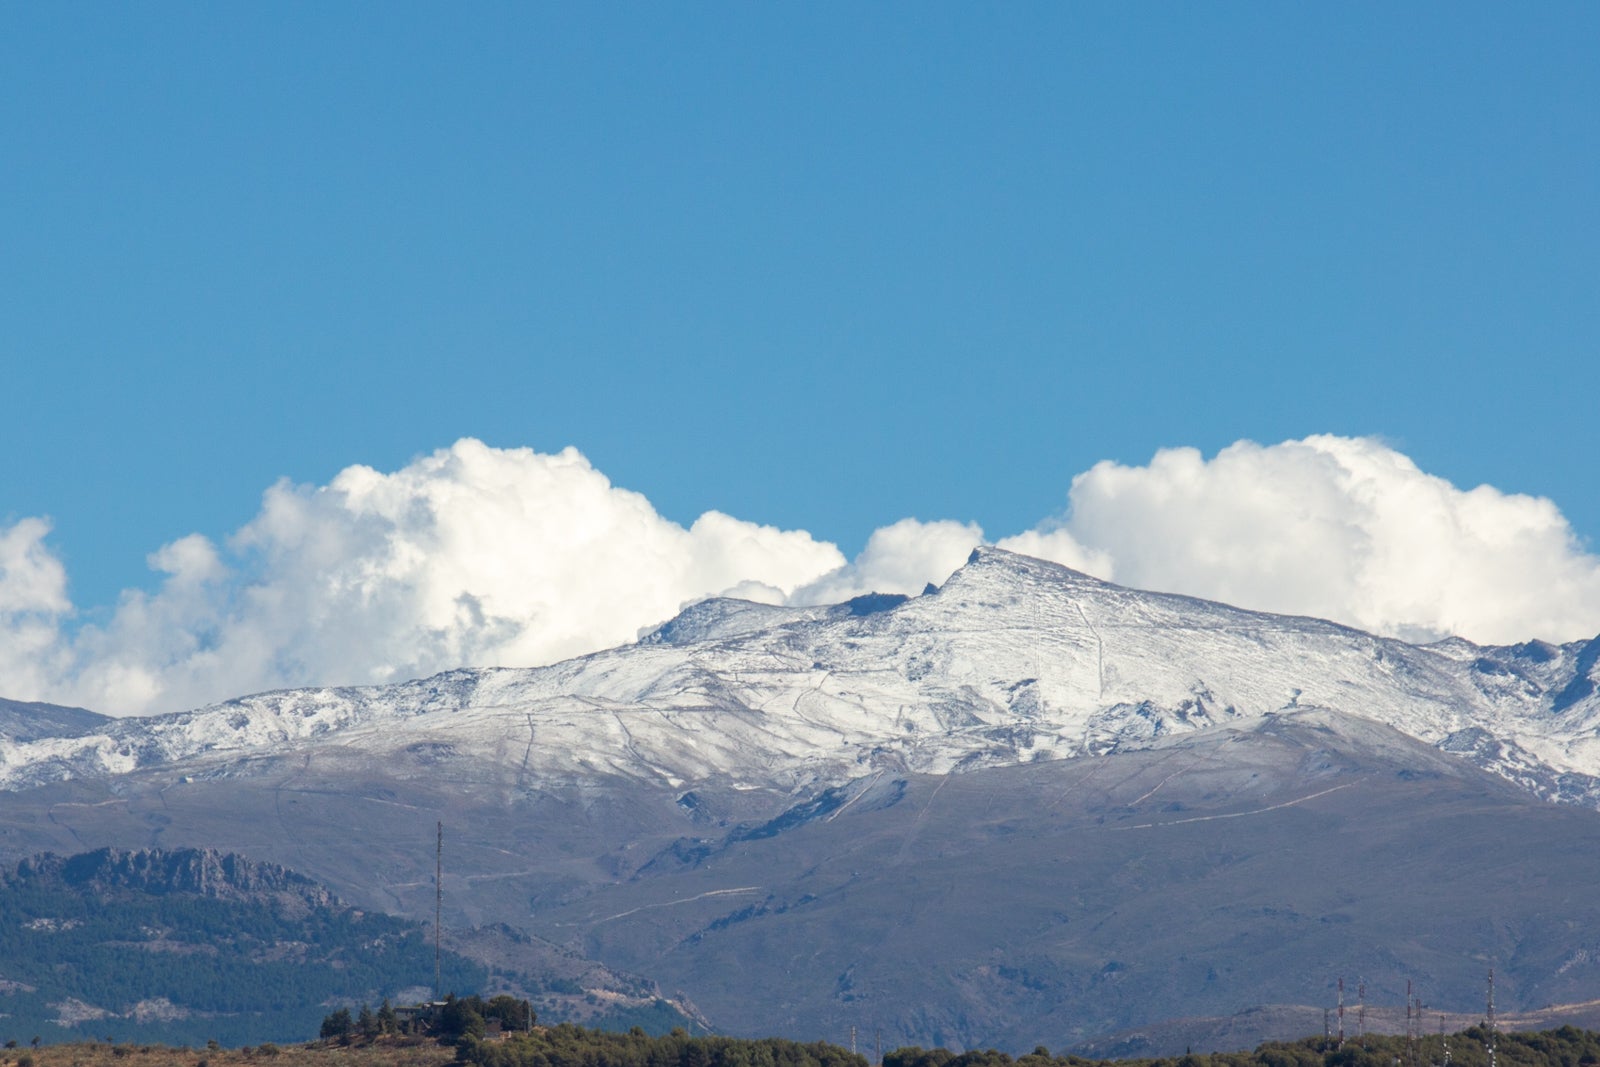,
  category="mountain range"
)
[2,548,1599,1054]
